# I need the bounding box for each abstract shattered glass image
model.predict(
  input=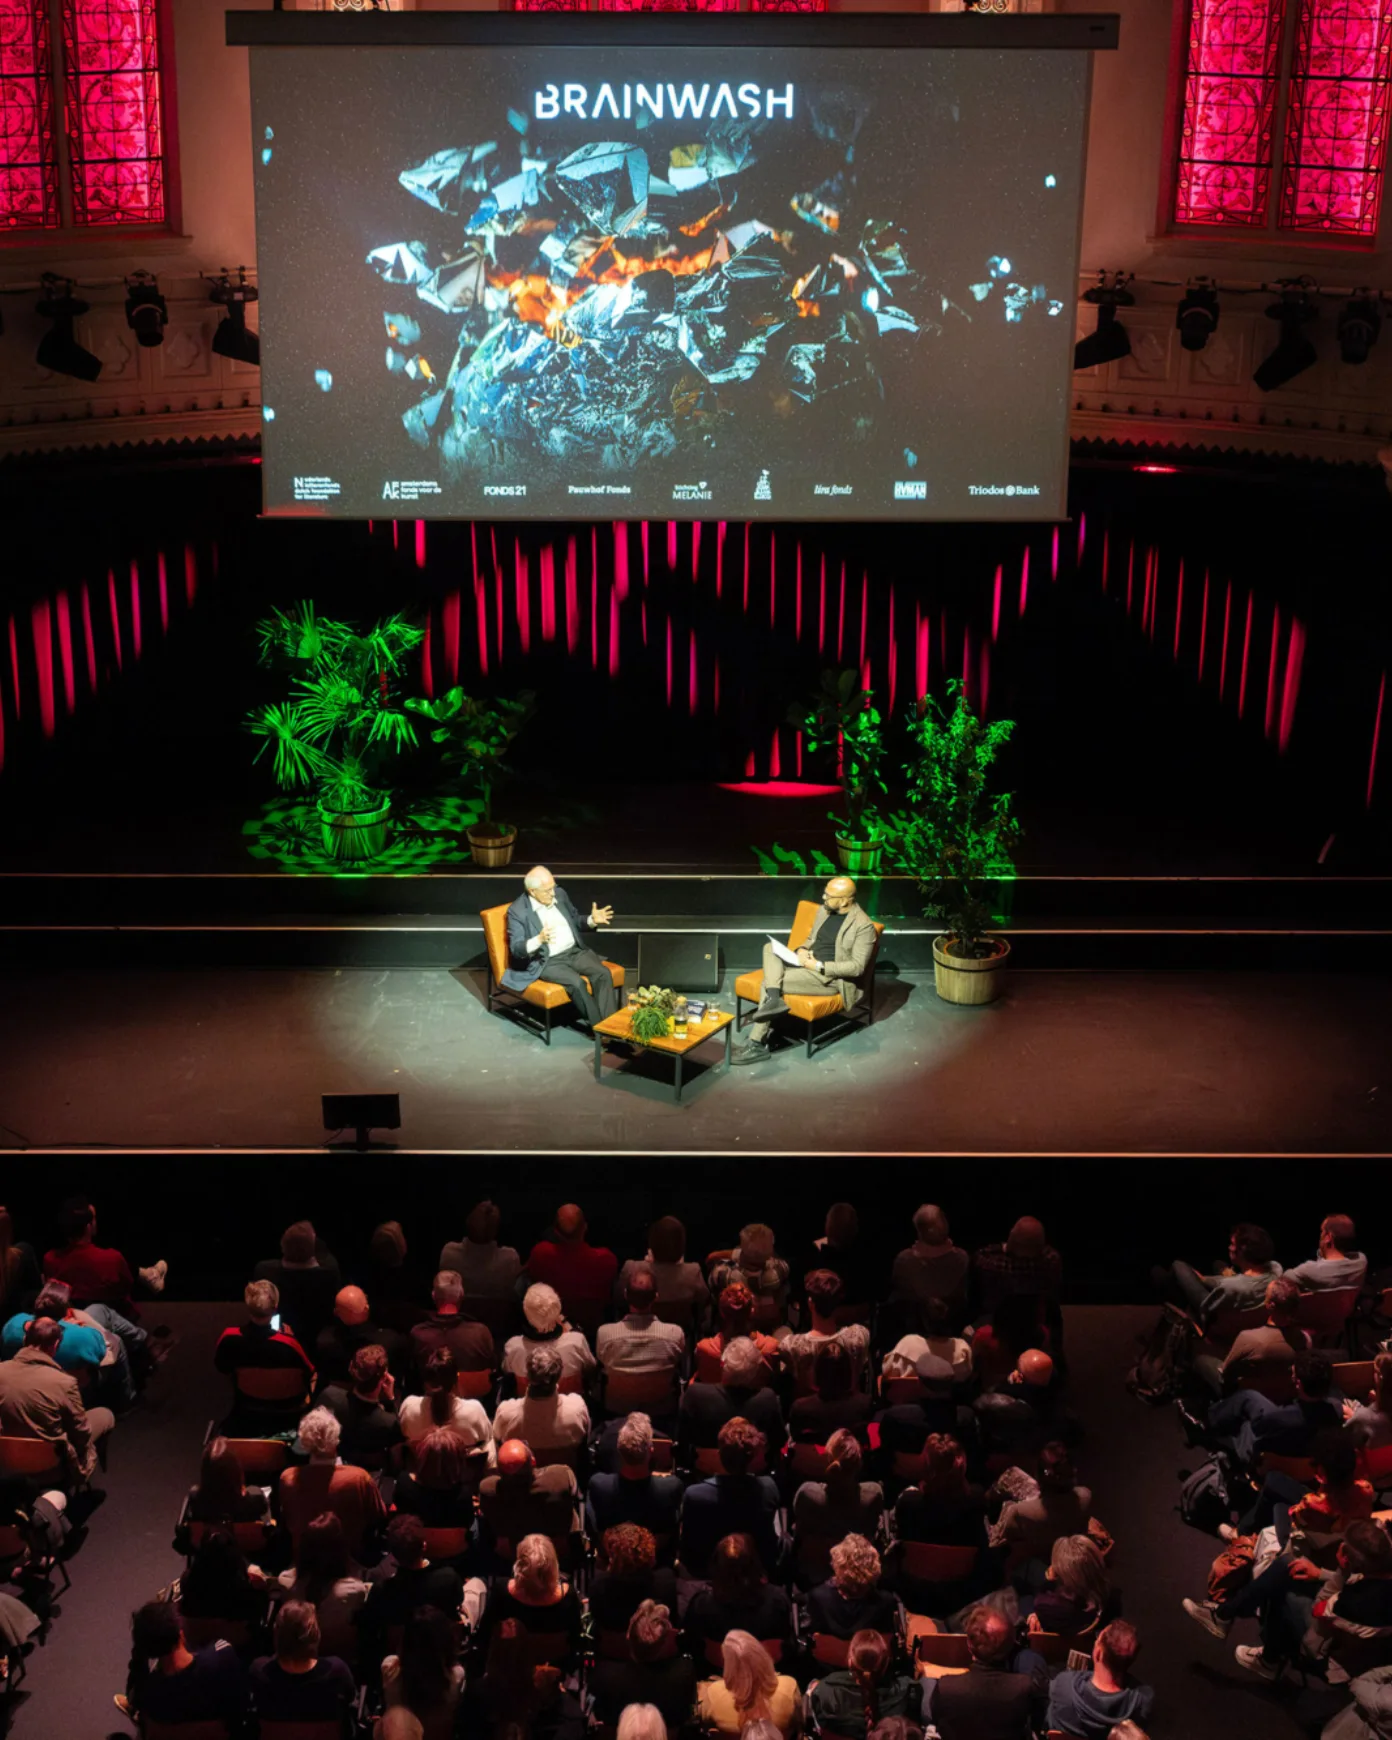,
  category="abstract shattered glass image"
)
[364,89,1060,483]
